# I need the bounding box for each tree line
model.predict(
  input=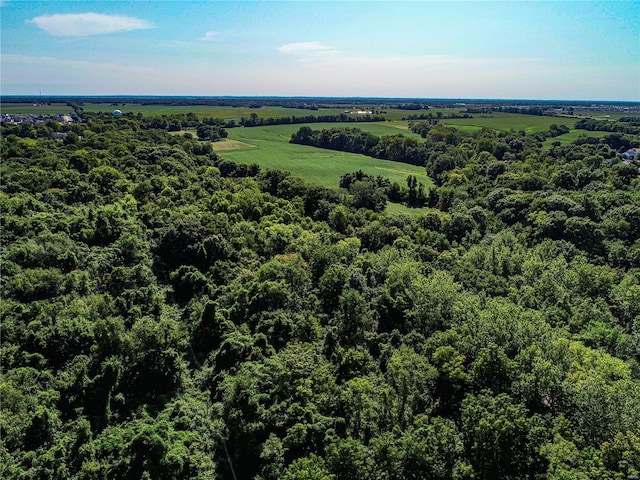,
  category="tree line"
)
[575,118,640,135]
[290,126,428,166]
[239,112,386,127]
